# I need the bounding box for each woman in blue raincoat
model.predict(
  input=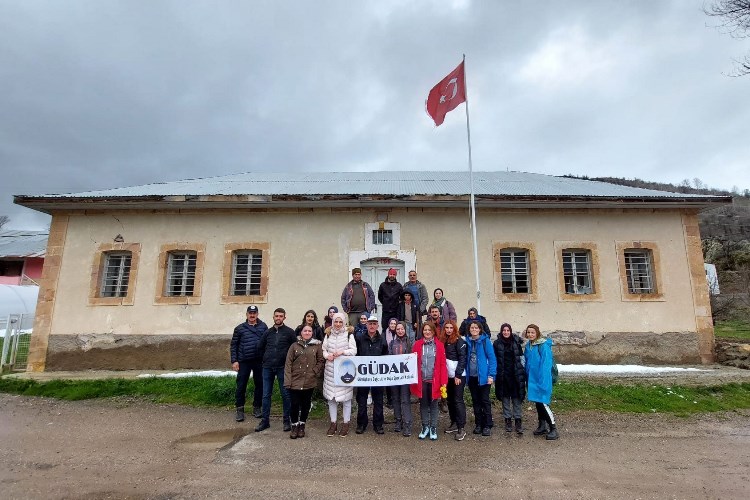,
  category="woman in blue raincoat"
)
[524,324,559,440]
